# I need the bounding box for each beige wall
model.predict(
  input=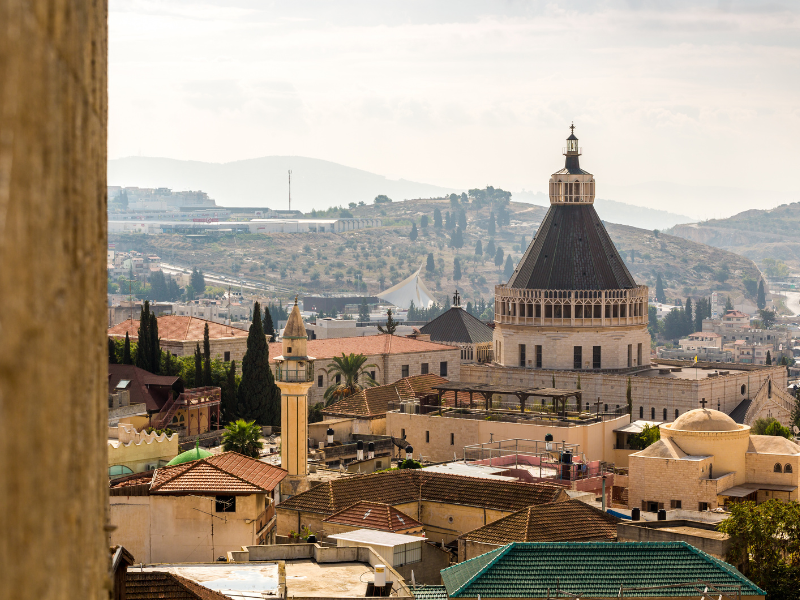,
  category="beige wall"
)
[308,419,354,446]
[744,452,800,501]
[108,425,179,473]
[628,454,726,512]
[110,493,268,563]
[0,2,109,599]
[387,411,628,464]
